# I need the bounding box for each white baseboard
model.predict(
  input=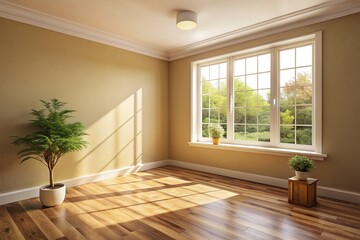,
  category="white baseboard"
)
[1,159,359,205]
[0,160,169,206]
[317,186,360,204]
[167,160,360,204]
[169,160,288,188]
